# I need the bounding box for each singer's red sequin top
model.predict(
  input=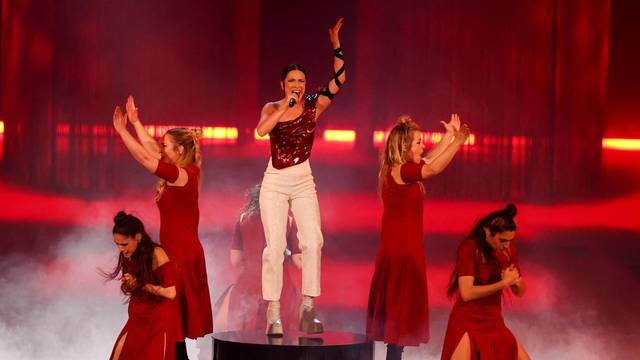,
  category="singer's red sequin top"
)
[269,94,318,169]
